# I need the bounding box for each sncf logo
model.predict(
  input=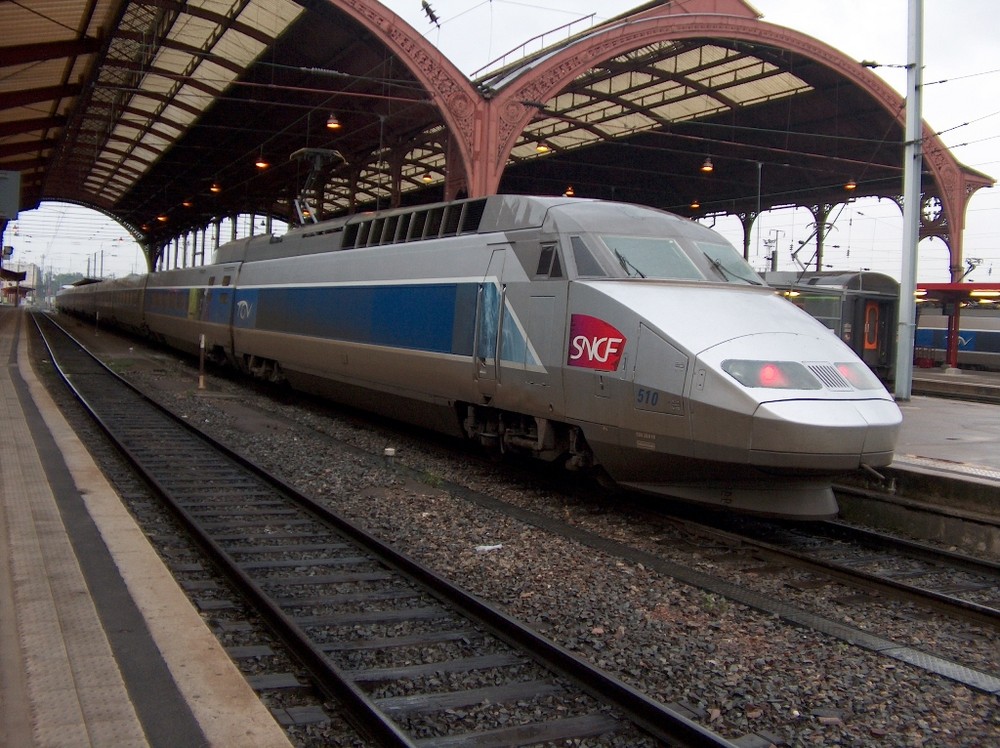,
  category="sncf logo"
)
[568,314,626,371]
